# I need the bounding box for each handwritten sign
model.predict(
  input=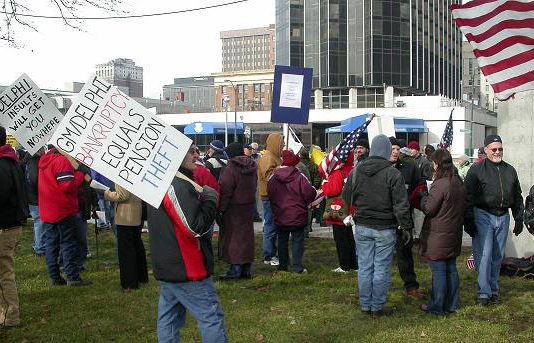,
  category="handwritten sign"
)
[50,75,192,208]
[0,74,64,155]
[270,65,313,125]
